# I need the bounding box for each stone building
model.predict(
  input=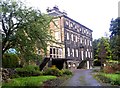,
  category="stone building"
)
[40,6,93,70]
